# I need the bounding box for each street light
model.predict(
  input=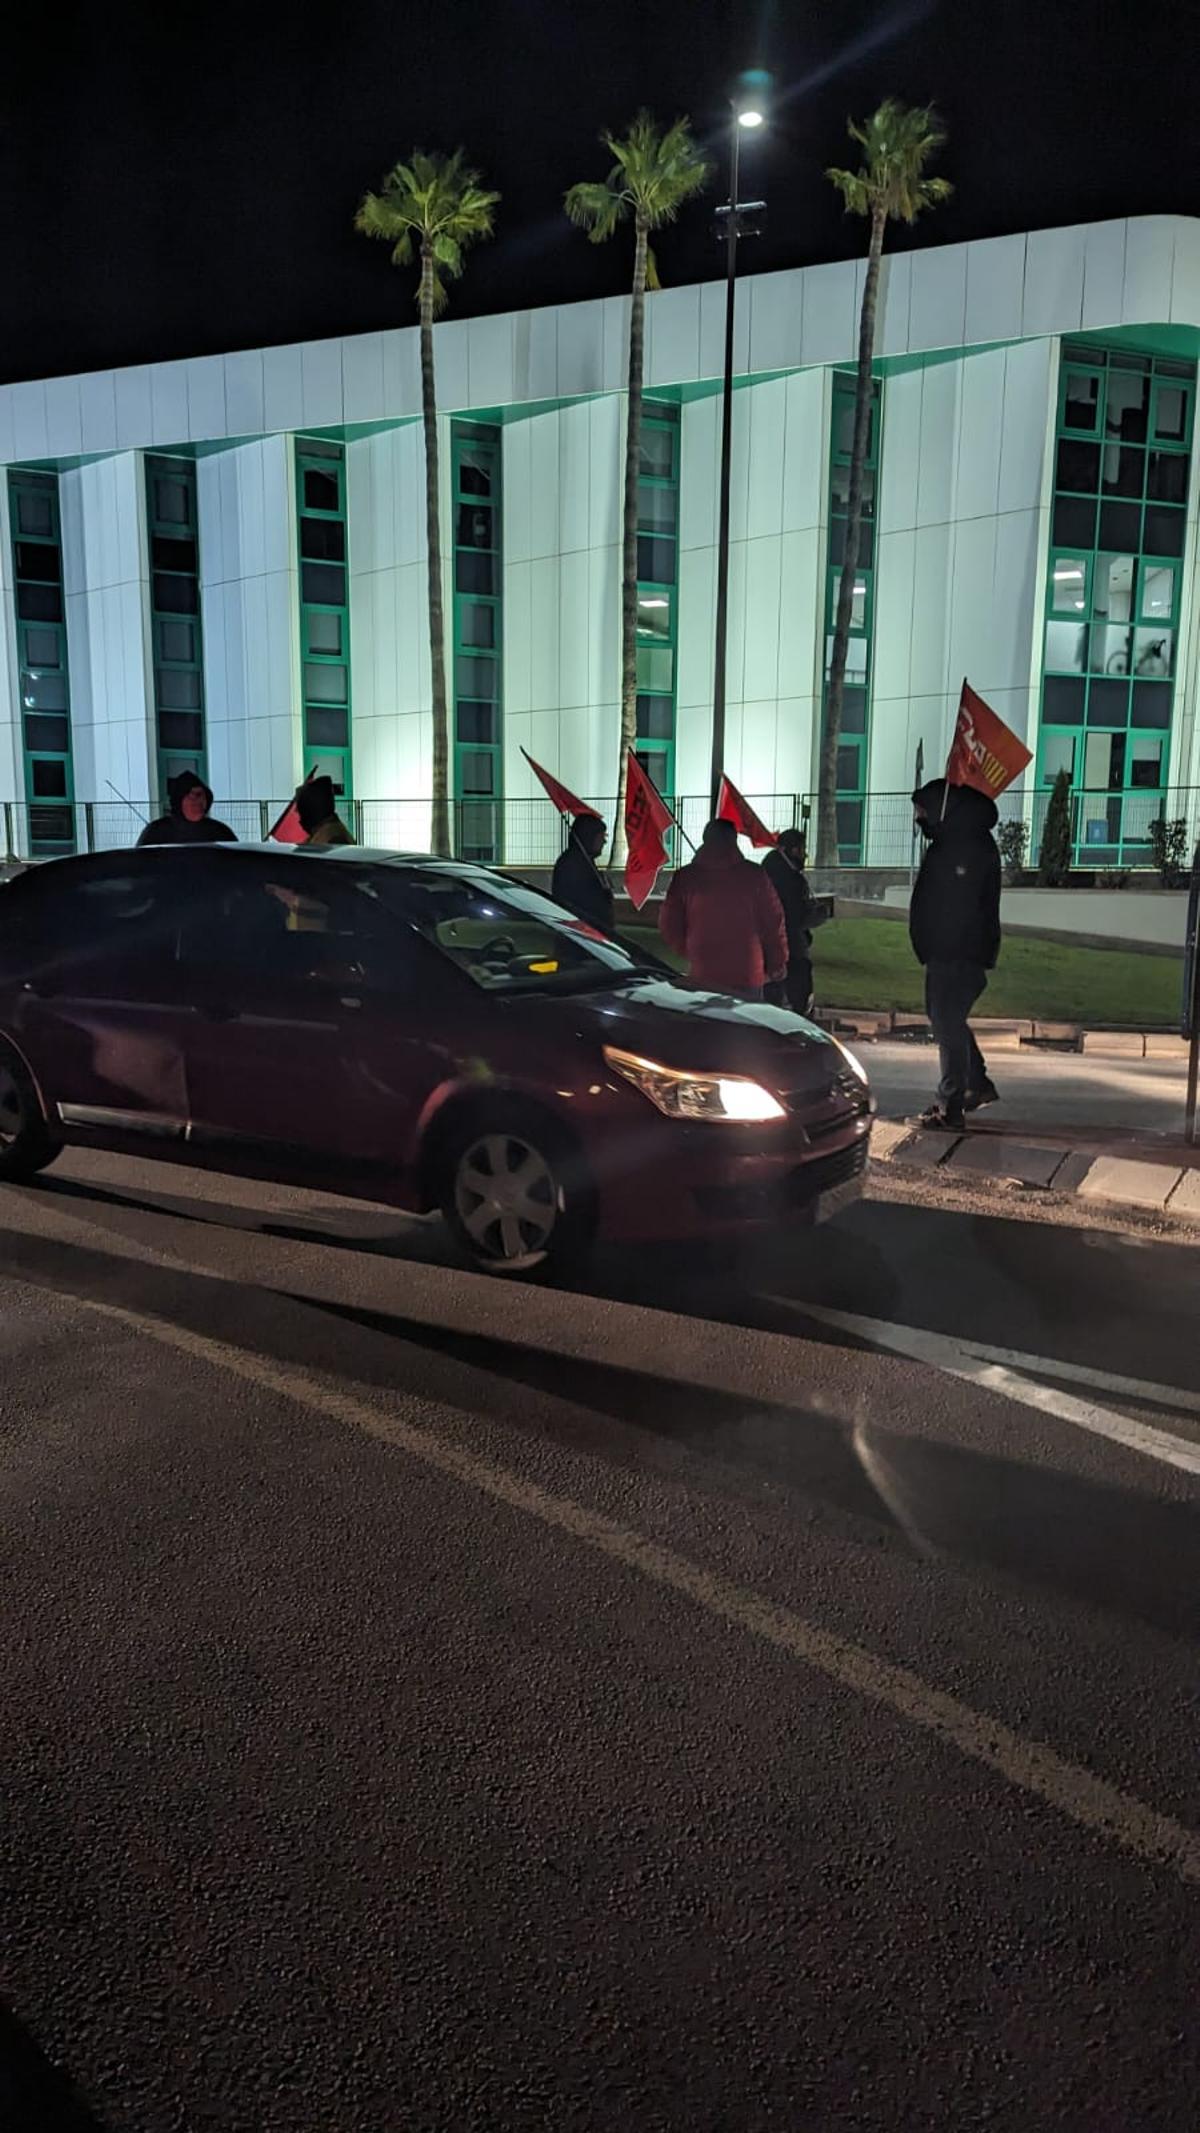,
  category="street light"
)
[710,71,769,814]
